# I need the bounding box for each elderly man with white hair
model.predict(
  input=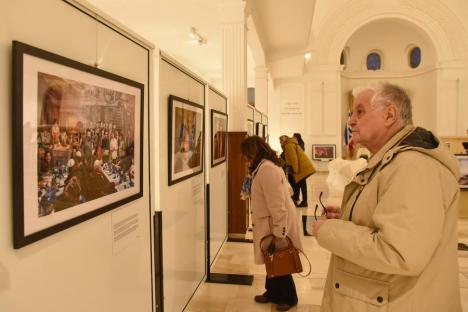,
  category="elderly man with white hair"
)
[313,82,461,312]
